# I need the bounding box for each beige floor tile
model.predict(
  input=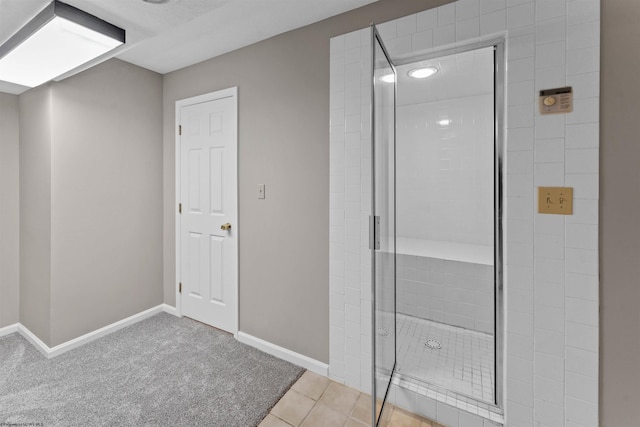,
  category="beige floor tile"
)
[292,371,331,400]
[385,407,422,427]
[271,389,316,426]
[350,393,372,423]
[345,418,369,427]
[317,382,360,415]
[259,414,294,427]
[300,404,348,427]
[376,400,394,415]
[267,377,440,427]
[377,402,394,425]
